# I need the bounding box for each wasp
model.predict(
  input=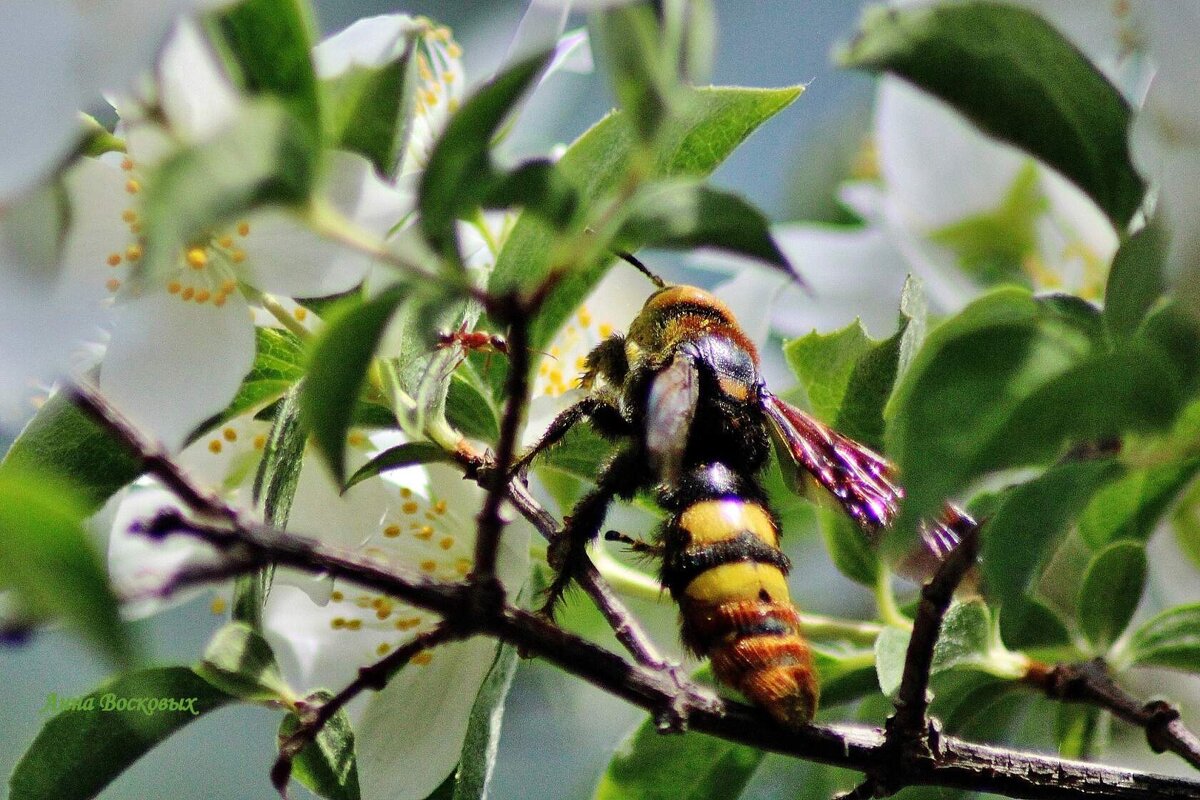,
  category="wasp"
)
[515,275,974,729]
